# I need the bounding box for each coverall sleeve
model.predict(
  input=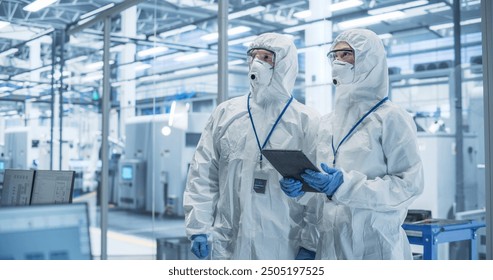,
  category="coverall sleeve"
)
[183,113,221,239]
[332,110,424,211]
